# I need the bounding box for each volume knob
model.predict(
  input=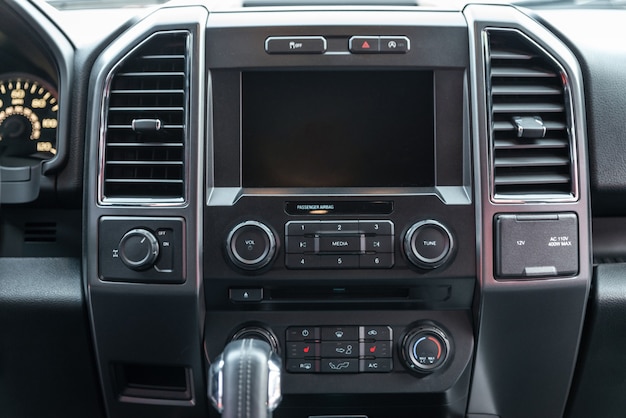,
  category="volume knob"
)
[226,221,277,271]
